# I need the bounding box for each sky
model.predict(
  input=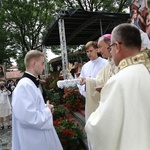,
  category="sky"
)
[11,49,59,66]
